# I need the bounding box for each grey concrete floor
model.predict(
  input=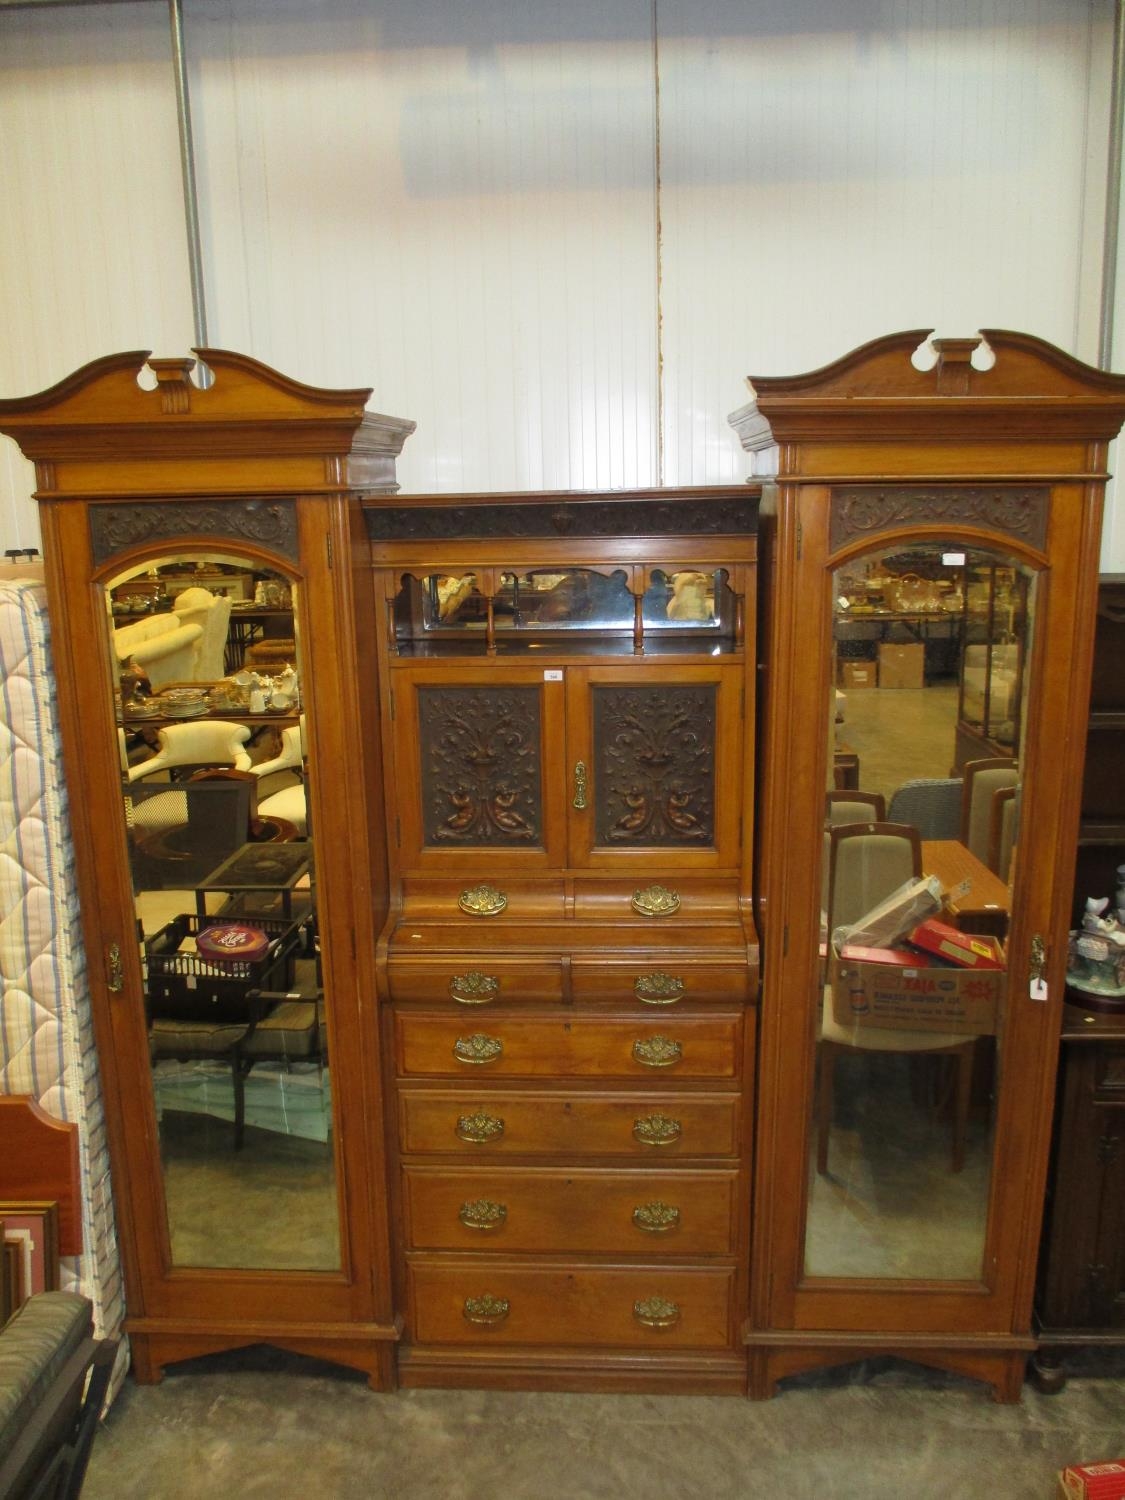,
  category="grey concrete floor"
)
[83,1346,1125,1499]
